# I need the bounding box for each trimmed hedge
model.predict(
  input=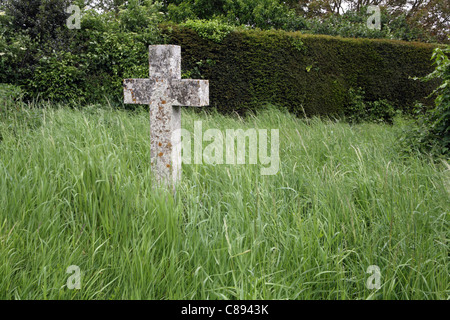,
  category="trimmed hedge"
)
[163,25,439,116]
